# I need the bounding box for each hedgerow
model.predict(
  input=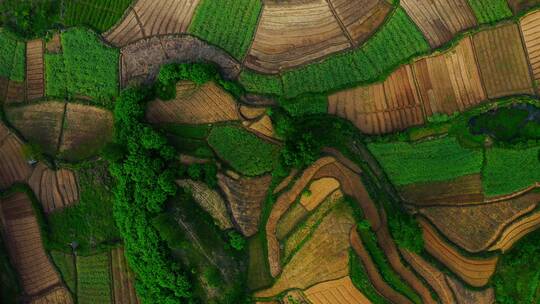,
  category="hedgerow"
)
[467,0,513,24]
[63,0,132,33]
[0,30,25,81]
[188,0,262,60]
